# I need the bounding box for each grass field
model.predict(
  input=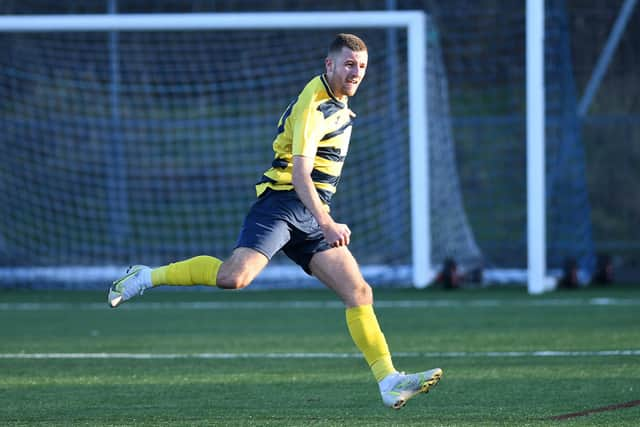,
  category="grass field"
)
[1,284,639,426]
